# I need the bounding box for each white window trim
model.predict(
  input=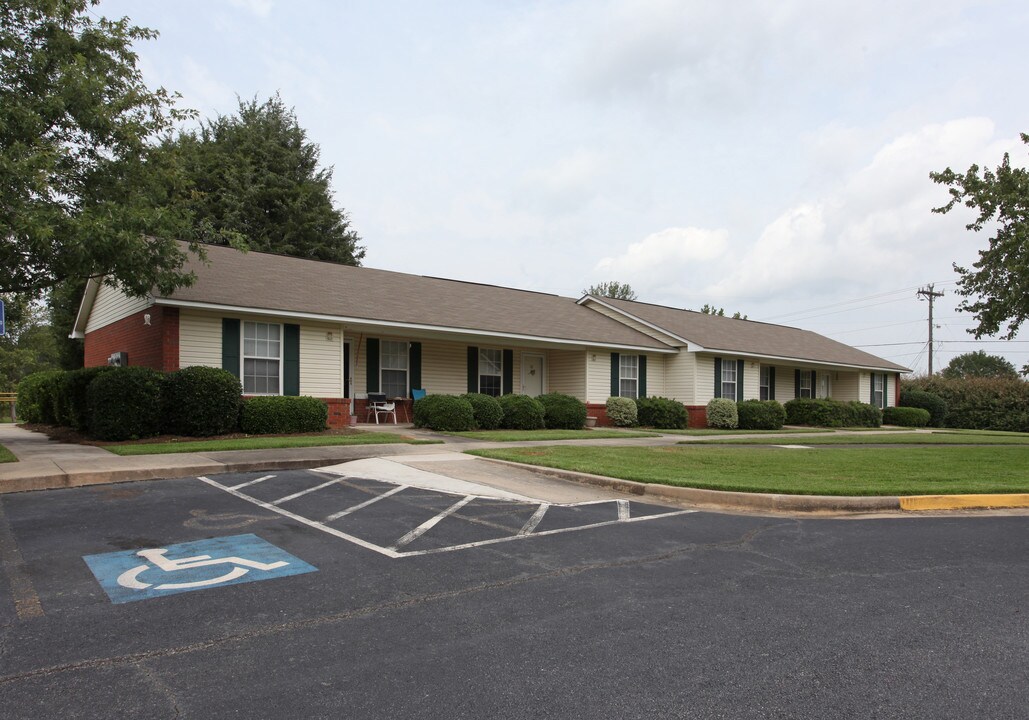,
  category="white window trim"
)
[721,361,737,400]
[873,373,885,409]
[479,347,503,396]
[380,340,410,399]
[242,321,283,396]
[759,366,770,401]
[619,354,639,399]
[799,371,813,399]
